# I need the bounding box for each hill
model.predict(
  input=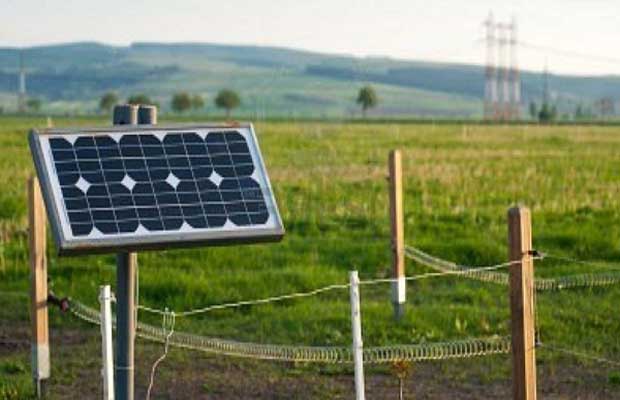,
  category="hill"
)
[0,42,619,117]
